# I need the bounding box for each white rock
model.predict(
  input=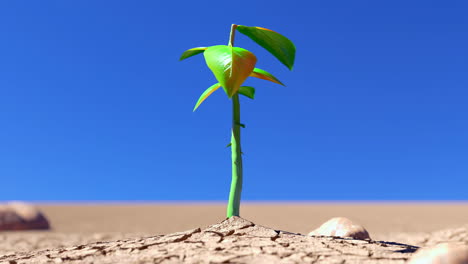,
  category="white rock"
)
[308,217,370,240]
[408,243,468,264]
